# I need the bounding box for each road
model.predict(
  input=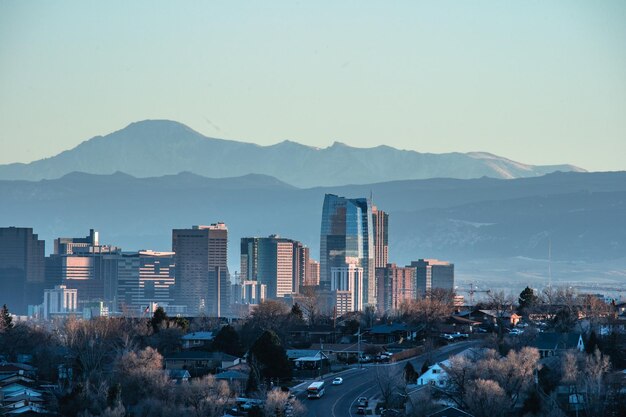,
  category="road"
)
[300,341,478,417]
